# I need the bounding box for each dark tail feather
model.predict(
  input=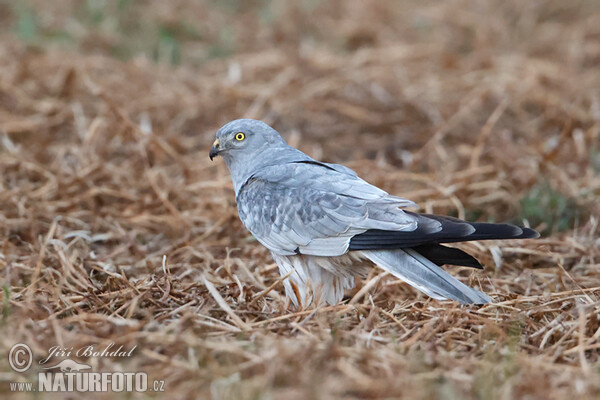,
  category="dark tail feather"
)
[412,243,483,269]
